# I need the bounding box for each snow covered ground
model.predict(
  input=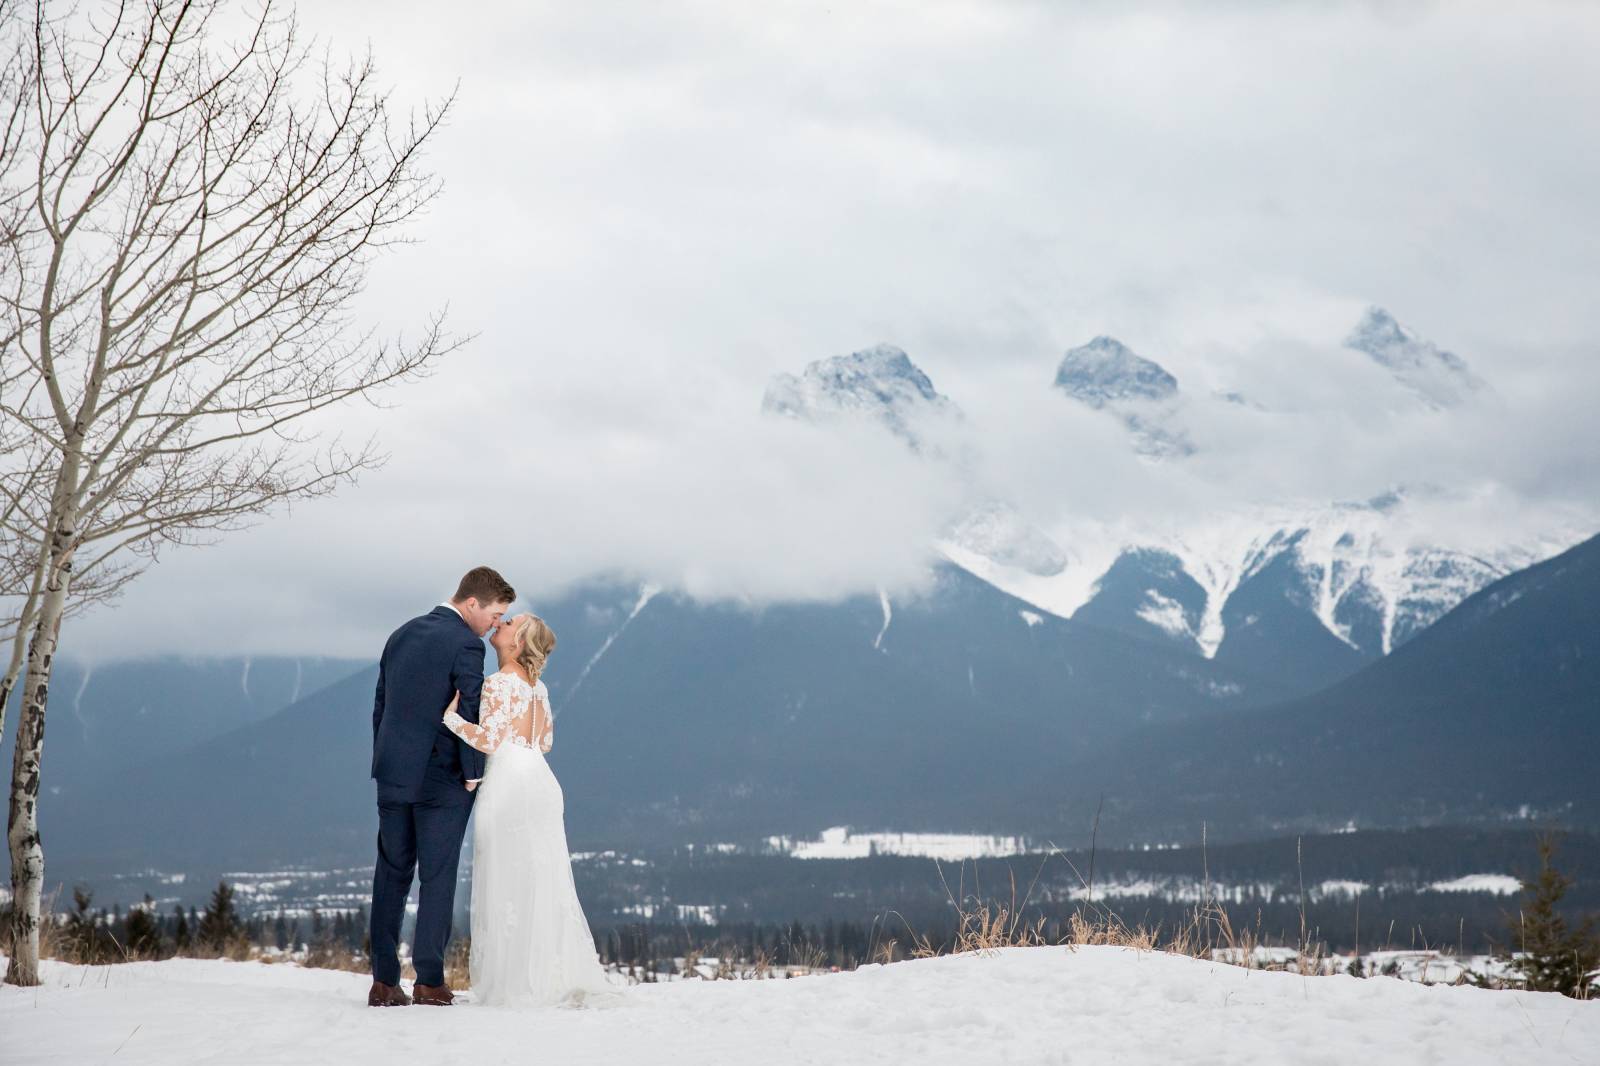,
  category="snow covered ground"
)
[4,946,1596,1065]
